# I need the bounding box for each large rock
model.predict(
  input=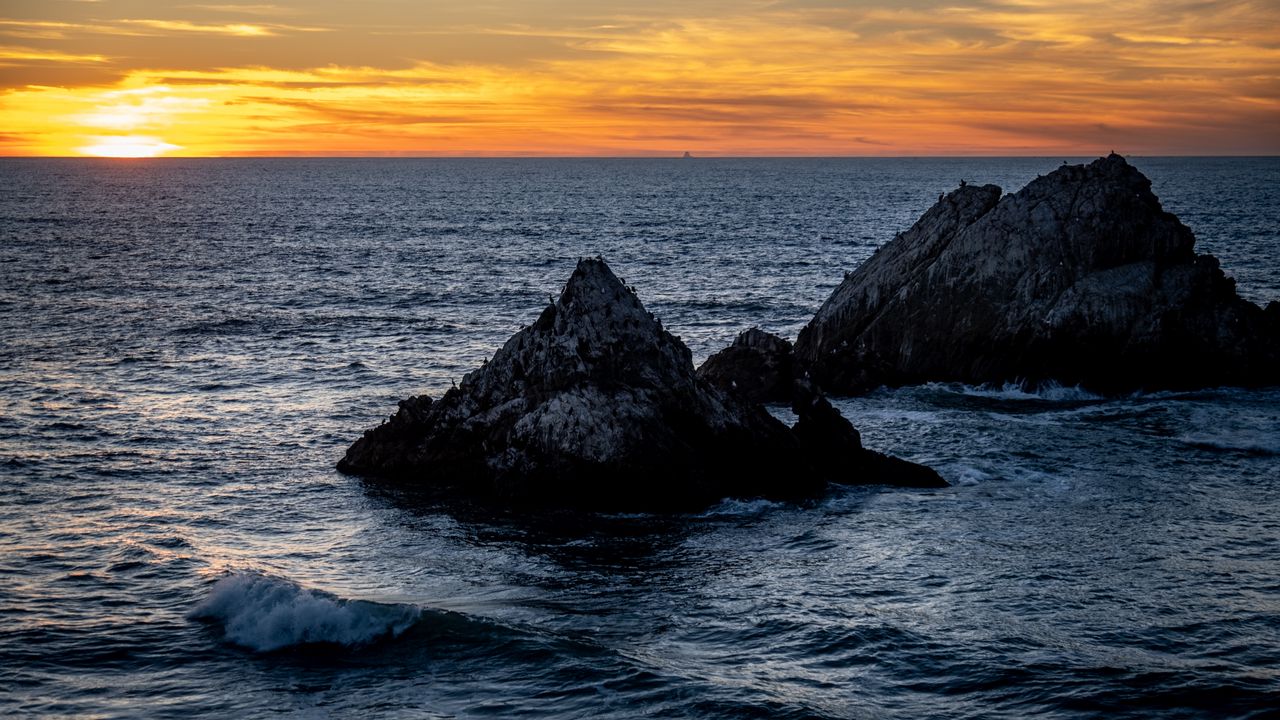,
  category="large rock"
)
[339,258,944,511]
[795,154,1280,394]
[697,328,794,403]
